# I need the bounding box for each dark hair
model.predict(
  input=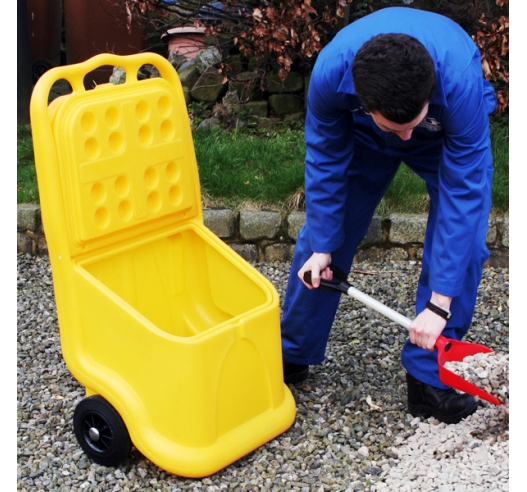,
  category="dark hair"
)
[352,33,436,124]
